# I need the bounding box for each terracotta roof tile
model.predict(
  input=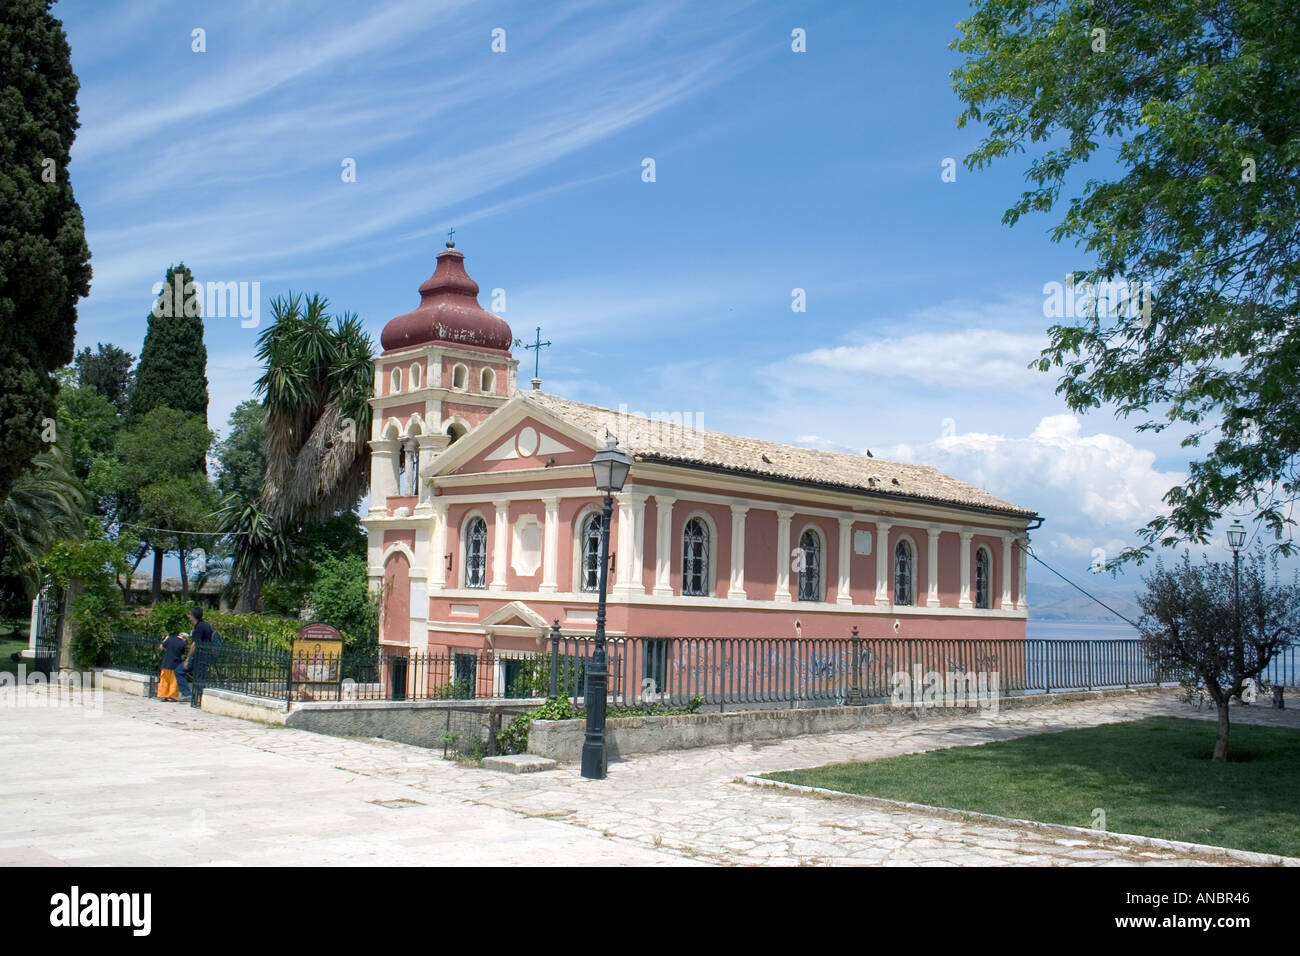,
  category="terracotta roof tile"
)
[523,392,1035,518]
